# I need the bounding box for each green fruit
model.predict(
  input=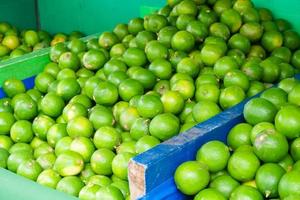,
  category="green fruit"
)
[9,143,33,154]
[67,38,86,54]
[192,100,221,123]
[149,58,173,80]
[10,120,33,143]
[145,40,168,62]
[36,152,56,169]
[123,47,147,67]
[56,176,84,197]
[144,14,167,33]
[213,56,239,78]
[230,185,263,200]
[177,57,200,78]
[67,116,93,138]
[135,135,160,154]
[158,26,178,48]
[149,113,179,141]
[209,22,230,41]
[118,79,144,102]
[291,138,300,161]
[171,30,195,52]
[37,169,62,188]
[94,126,120,150]
[17,159,42,181]
[57,78,81,101]
[93,81,119,105]
[0,112,15,134]
[255,163,285,198]
[12,93,38,120]
[135,30,156,49]
[194,188,226,200]
[47,123,67,147]
[186,21,208,42]
[0,135,13,151]
[129,67,156,89]
[3,79,26,98]
[243,98,277,125]
[196,140,230,172]
[32,114,55,140]
[70,136,95,162]
[0,148,9,168]
[79,184,101,200]
[40,93,65,118]
[83,49,106,70]
[261,88,287,110]
[54,150,84,176]
[89,105,115,129]
[161,91,184,114]
[62,103,87,122]
[91,148,115,175]
[247,81,265,97]
[275,105,300,139]
[240,22,263,42]
[112,152,134,180]
[137,95,163,119]
[219,86,245,109]
[96,185,124,200]
[174,161,210,195]
[176,14,195,30]
[279,170,300,198]
[227,151,260,182]
[210,175,240,198]
[98,32,119,49]
[7,151,33,172]
[227,123,252,150]
[220,9,242,33]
